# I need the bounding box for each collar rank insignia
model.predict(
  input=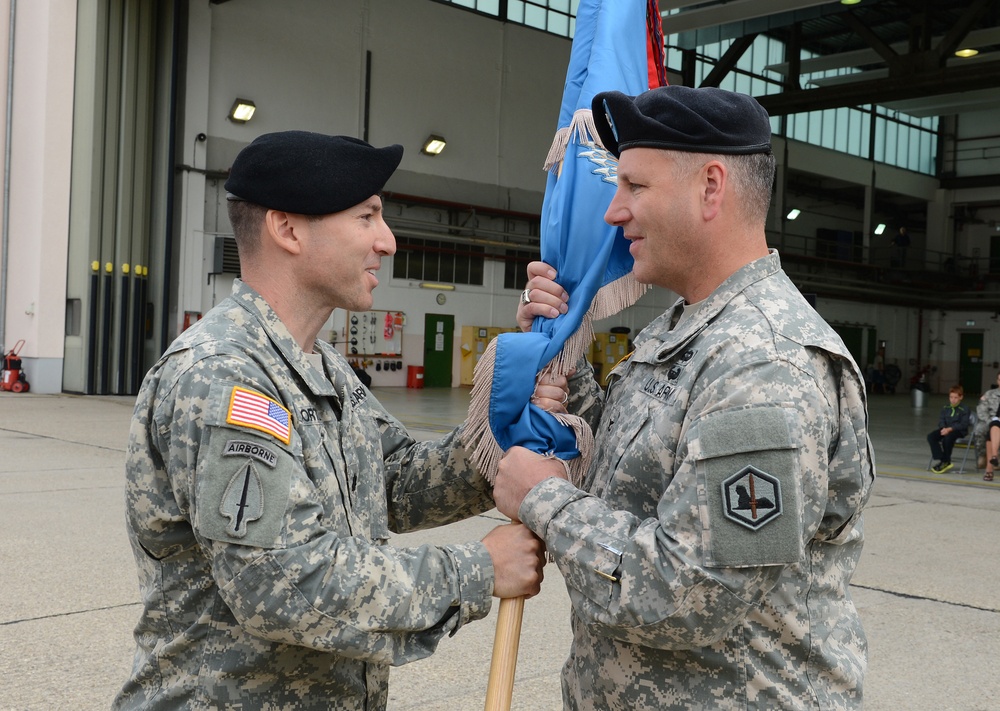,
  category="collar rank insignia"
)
[721,466,782,531]
[220,462,264,538]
